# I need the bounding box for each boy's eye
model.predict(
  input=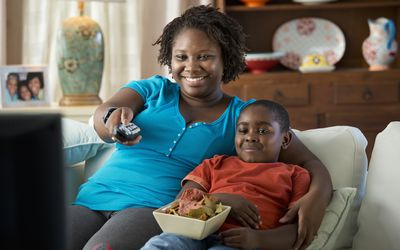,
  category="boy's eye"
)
[258,128,269,135]
[237,127,248,134]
